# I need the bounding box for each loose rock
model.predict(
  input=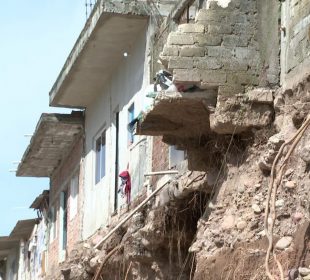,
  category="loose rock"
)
[275,199,285,207]
[298,267,310,276]
[300,145,310,163]
[288,268,299,280]
[292,212,303,223]
[285,181,297,189]
[222,215,235,230]
[236,220,247,230]
[275,236,292,250]
[252,204,261,214]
